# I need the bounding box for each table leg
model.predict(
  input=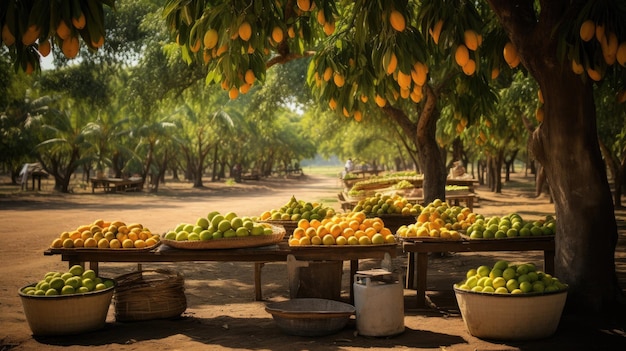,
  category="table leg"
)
[405,252,415,289]
[350,260,357,304]
[544,249,555,275]
[254,262,264,301]
[68,259,83,271]
[416,252,429,308]
[90,261,99,275]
